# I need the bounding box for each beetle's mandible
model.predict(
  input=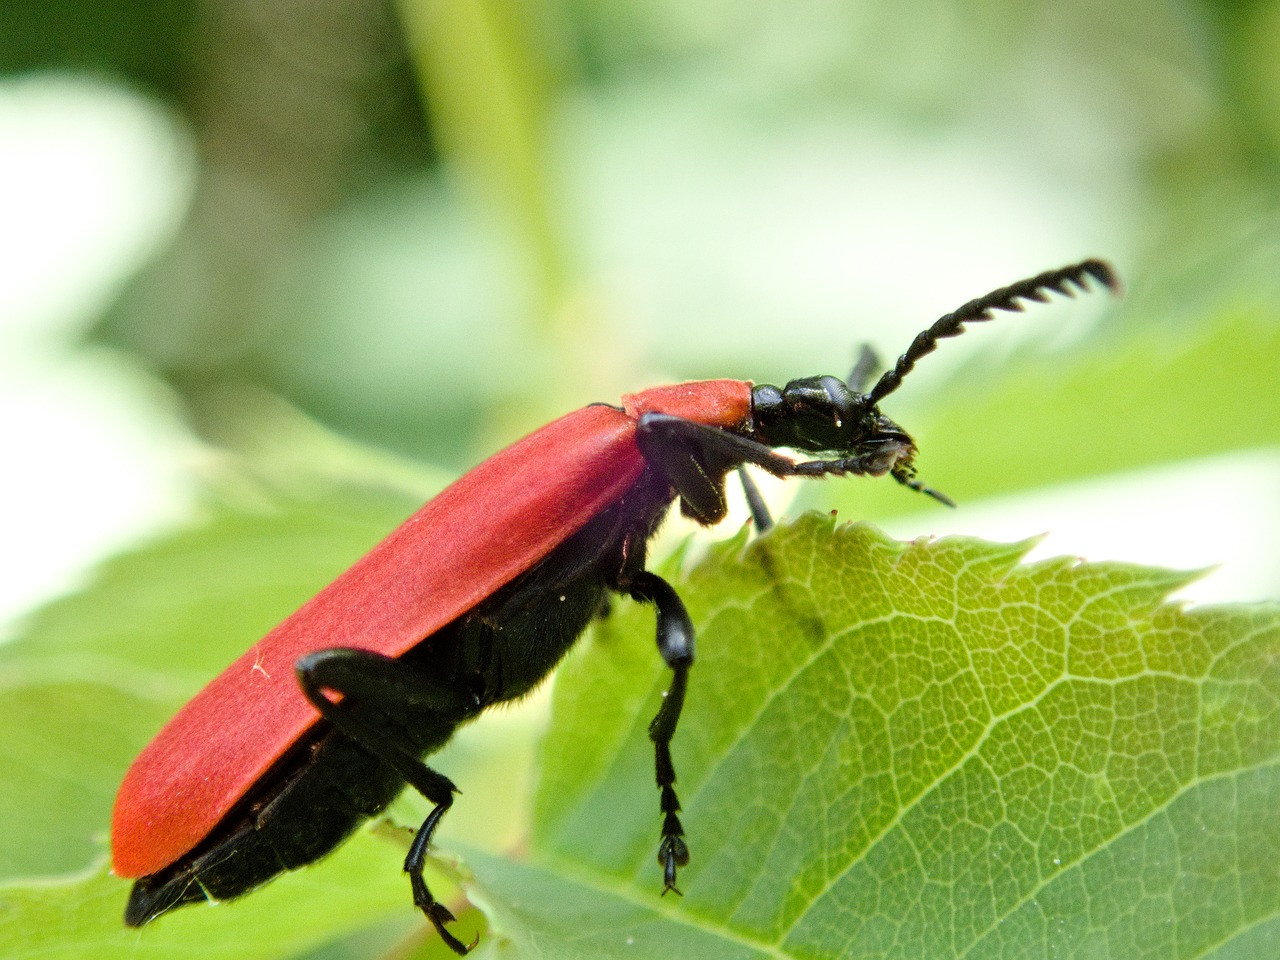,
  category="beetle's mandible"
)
[112,259,1117,954]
